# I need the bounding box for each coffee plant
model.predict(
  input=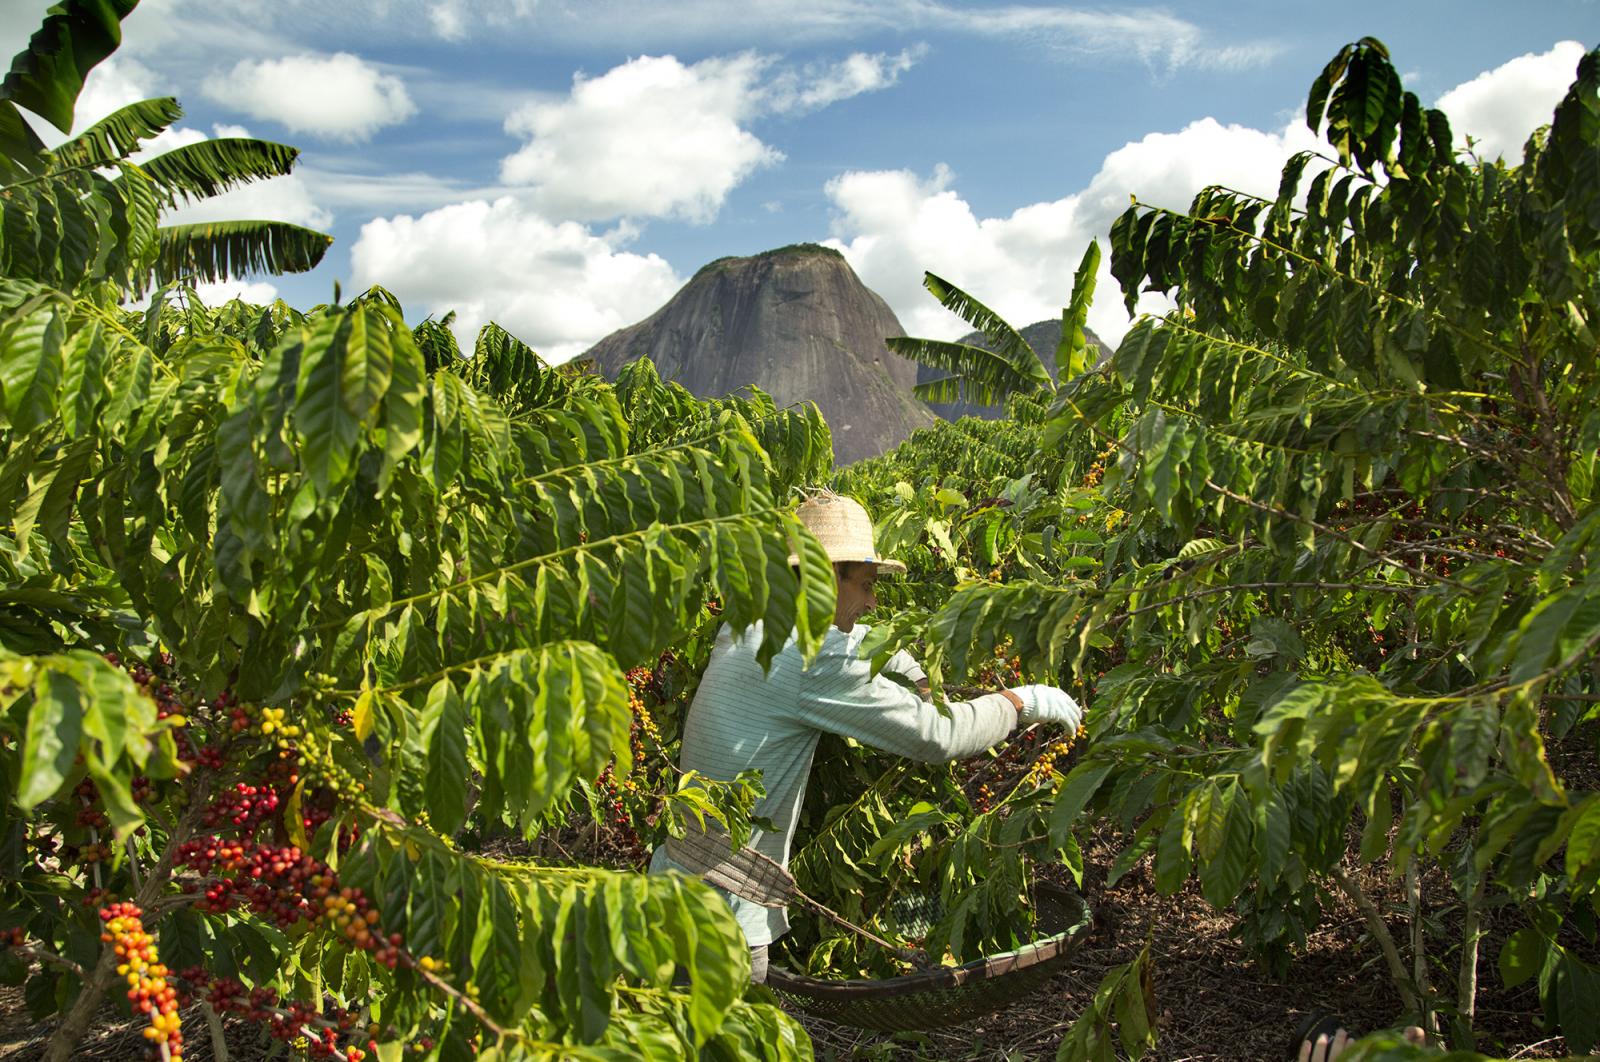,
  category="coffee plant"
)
[4,2,1598,1059]
[831,35,1600,1061]
[1,3,837,1060]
